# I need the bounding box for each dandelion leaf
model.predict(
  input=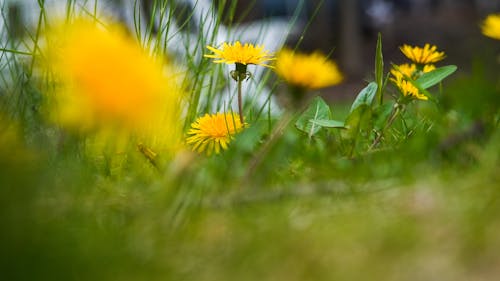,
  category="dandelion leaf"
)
[309,119,346,129]
[416,65,457,89]
[350,82,378,113]
[343,104,372,141]
[375,33,384,105]
[373,102,394,131]
[295,97,332,136]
